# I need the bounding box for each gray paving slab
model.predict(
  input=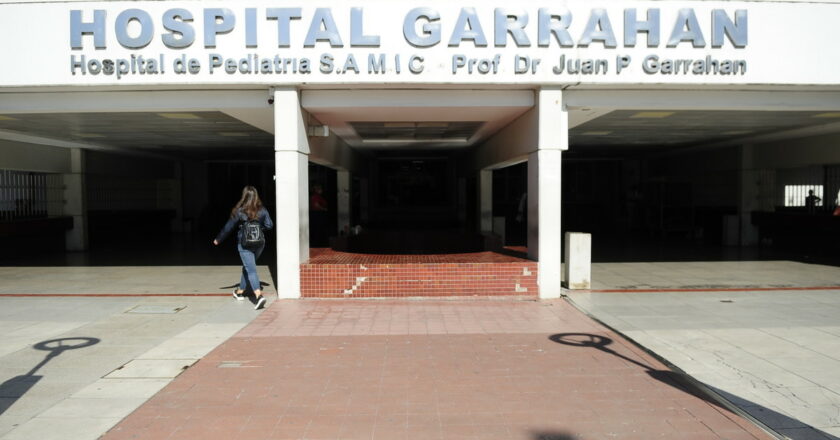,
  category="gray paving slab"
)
[72,379,170,399]
[0,293,260,440]
[590,261,840,290]
[104,359,198,379]
[0,265,275,296]
[569,286,840,439]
